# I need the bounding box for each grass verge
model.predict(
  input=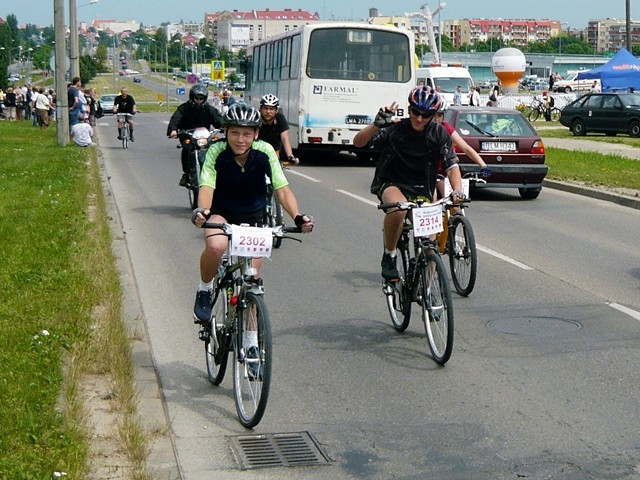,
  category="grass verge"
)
[0,120,151,479]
